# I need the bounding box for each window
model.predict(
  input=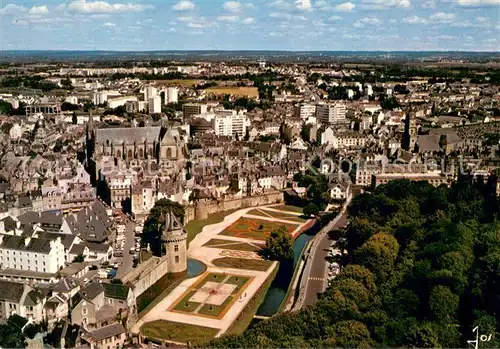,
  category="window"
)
[174,245,179,252]
[175,256,179,263]
[82,308,87,315]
